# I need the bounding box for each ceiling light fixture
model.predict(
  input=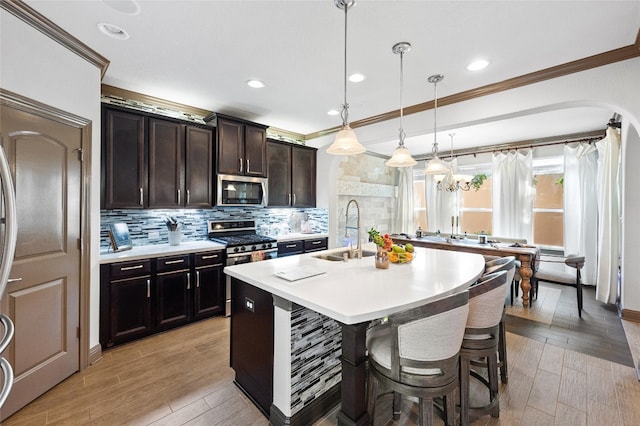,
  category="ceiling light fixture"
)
[349,73,366,83]
[423,74,451,174]
[327,0,366,156]
[467,59,489,71]
[97,22,129,40]
[435,133,472,191]
[385,42,417,168]
[246,80,265,88]
[327,110,340,116]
